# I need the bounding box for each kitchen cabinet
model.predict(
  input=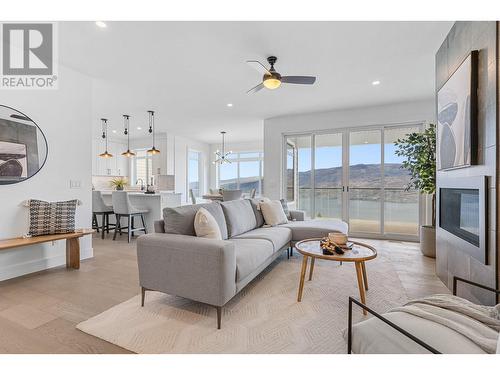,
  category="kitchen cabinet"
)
[151,135,174,175]
[92,138,129,177]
